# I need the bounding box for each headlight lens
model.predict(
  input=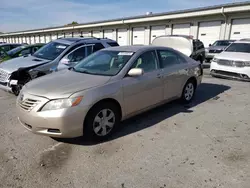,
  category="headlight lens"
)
[212,57,219,62]
[243,61,250,67]
[41,96,83,111]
